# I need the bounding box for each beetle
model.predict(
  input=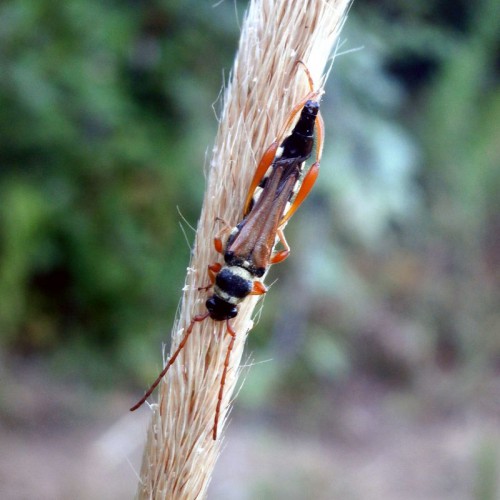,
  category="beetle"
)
[131,63,324,440]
